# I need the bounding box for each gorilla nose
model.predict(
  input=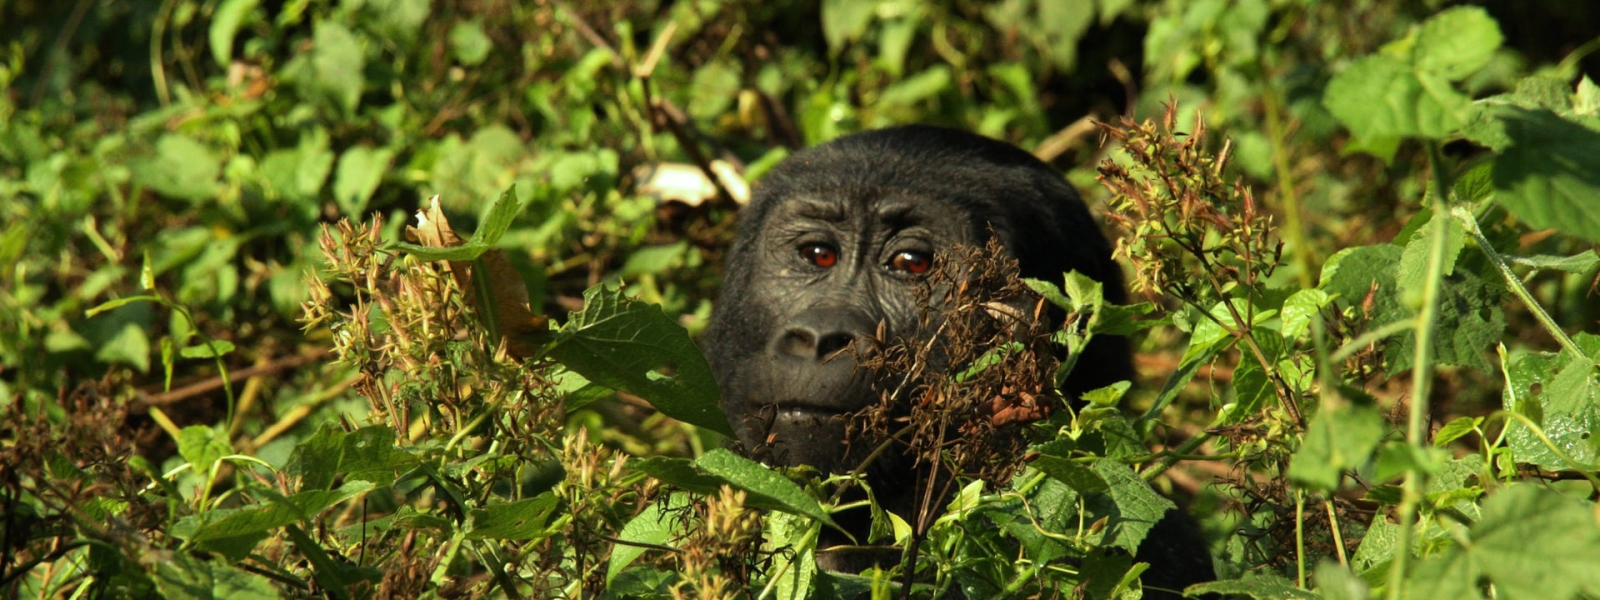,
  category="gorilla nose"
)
[774,309,878,361]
